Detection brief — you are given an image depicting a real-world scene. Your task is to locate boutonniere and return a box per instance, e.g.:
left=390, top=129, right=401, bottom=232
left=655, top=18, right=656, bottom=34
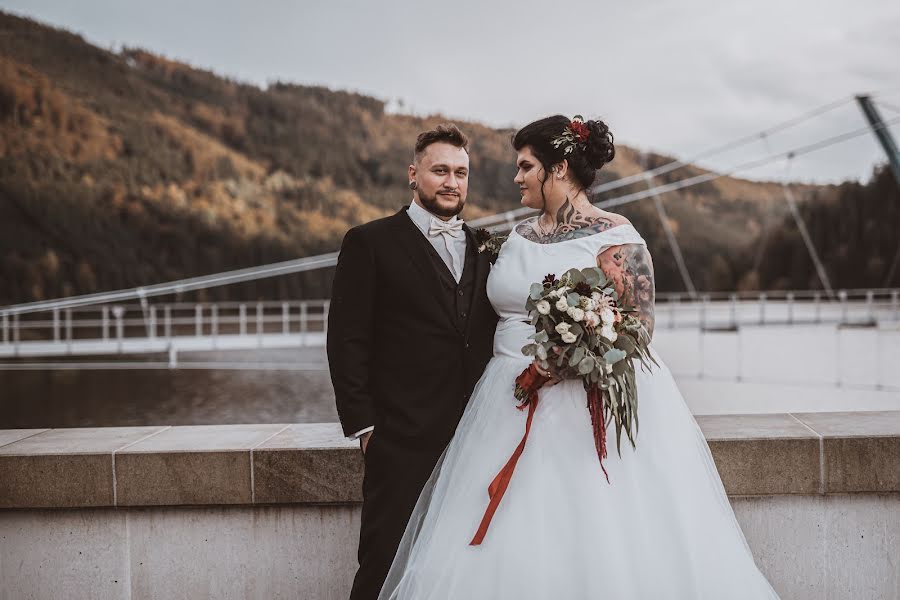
left=474, top=228, right=508, bottom=262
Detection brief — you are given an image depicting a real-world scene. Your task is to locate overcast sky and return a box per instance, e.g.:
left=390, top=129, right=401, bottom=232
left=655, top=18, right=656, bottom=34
left=2, top=0, right=899, bottom=184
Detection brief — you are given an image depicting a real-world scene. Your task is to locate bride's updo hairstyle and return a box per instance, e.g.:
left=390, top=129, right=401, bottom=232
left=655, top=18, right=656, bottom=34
left=513, top=115, right=615, bottom=190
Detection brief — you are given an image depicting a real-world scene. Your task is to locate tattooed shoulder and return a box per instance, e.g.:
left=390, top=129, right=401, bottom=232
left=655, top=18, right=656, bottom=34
left=515, top=199, right=620, bottom=244
left=597, top=243, right=655, bottom=338
left=514, top=216, right=541, bottom=240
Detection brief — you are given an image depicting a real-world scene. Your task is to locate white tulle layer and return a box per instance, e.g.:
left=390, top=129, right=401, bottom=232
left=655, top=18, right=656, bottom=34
left=379, top=350, right=780, bottom=599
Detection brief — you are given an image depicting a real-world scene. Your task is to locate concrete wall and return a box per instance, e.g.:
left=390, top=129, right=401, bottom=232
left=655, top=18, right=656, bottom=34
left=1, top=505, right=359, bottom=600
left=2, top=413, right=899, bottom=599
left=2, top=496, right=899, bottom=600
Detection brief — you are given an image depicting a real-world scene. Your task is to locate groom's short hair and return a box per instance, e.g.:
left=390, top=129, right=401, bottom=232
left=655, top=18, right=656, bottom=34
left=414, top=124, right=469, bottom=162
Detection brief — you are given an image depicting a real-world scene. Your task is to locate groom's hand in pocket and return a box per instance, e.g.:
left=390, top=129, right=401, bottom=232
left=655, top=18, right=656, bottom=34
left=360, top=431, right=373, bottom=454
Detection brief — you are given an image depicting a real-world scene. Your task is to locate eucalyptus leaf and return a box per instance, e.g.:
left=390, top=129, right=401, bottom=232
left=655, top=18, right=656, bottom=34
left=569, top=346, right=586, bottom=367
left=603, top=348, right=627, bottom=364
left=582, top=268, right=601, bottom=287
left=578, top=356, right=594, bottom=375
left=567, top=292, right=581, bottom=307
left=530, top=283, right=545, bottom=300
left=564, top=268, right=584, bottom=284
left=613, top=335, right=635, bottom=355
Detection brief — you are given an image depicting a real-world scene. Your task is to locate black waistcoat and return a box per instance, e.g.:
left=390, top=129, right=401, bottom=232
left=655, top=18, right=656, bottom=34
left=421, top=234, right=477, bottom=333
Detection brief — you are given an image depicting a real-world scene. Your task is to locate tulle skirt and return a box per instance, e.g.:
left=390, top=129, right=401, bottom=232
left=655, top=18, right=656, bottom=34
left=378, top=350, right=780, bottom=599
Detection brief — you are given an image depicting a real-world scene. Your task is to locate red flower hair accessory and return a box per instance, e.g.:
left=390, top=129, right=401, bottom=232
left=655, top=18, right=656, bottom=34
left=551, top=115, right=590, bottom=156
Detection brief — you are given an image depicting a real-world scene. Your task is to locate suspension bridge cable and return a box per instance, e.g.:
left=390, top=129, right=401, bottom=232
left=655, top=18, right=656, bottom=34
left=0, top=253, right=338, bottom=316
left=779, top=156, right=835, bottom=297
left=473, top=95, right=857, bottom=227
left=486, top=113, right=900, bottom=233
left=875, top=100, right=900, bottom=115
left=752, top=133, right=781, bottom=272
left=593, top=114, right=900, bottom=210
left=640, top=151, right=698, bottom=297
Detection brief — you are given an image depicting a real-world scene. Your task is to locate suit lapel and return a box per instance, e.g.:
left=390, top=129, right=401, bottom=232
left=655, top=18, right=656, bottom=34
left=462, top=224, right=487, bottom=341
left=392, top=208, right=458, bottom=329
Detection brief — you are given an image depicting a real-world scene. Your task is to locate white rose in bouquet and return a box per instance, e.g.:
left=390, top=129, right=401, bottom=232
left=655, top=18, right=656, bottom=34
left=561, top=331, right=577, bottom=344
left=536, top=300, right=551, bottom=315
left=555, top=322, right=571, bottom=335
left=567, top=307, right=585, bottom=322
left=599, top=324, right=618, bottom=342
left=555, top=297, right=569, bottom=312
left=583, top=310, right=600, bottom=328
left=600, top=308, right=616, bottom=325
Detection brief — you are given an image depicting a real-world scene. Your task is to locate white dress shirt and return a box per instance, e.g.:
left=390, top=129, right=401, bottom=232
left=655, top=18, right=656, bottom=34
left=347, top=200, right=469, bottom=441
left=406, top=199, right=468, bottom=282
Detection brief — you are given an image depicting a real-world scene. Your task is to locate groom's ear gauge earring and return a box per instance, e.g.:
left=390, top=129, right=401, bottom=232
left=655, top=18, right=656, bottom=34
left=409, top=181, right=417, bottom=190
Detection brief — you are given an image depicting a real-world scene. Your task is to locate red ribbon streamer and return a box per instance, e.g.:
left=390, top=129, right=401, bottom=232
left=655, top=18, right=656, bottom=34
left=469, top=364, right=547, bottom=546
left=469, top=381, right=540, bottom=546
left=587, top=383, right=610, bottom=484
left=470, top=368, right=613, bottom=546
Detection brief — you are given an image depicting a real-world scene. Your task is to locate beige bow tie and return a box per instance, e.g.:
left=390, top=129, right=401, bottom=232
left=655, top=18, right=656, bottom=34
left=428, top=217, right=465, bottom=238
left=428, top=217, right=465, bottom=281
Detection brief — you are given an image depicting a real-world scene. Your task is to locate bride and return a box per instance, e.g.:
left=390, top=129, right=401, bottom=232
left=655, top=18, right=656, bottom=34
left=378, top=115, right=780, bottom=599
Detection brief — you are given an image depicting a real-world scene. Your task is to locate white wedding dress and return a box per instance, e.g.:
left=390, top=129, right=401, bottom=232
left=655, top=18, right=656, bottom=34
left=379, top=224, right=780, bottom=599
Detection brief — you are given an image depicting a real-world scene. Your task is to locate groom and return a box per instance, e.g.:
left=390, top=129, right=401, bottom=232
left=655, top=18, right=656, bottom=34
left=327, top=124, right=497, bottom=600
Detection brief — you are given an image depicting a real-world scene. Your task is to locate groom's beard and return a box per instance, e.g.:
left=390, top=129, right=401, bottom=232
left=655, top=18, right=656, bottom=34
left=419, top=189, right=465, bottom=218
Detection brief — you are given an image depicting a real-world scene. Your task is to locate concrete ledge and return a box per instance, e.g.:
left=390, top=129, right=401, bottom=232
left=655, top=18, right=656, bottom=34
left=1, top=412, right=898, bottom=509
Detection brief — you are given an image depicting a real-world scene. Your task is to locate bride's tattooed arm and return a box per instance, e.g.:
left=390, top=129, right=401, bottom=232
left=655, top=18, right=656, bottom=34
left=515, top=198, right=616, bottom=243
left=597, top=243, right=656, bottom=338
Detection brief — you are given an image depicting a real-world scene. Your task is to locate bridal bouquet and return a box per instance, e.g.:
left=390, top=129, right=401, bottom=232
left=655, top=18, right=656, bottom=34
left=471, top=266, right=657, bottom=546
left=520, top=267, right=657, bottom=467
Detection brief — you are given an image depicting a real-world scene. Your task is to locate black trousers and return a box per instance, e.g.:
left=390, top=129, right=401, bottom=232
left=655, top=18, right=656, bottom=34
left=349, top=434, right=446, bottom=600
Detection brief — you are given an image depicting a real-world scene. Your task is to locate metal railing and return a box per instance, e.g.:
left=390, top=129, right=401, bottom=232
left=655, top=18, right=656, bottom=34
left=655, top=289, right=900, bottom=330
left=0, top=300, right=329, bottom=362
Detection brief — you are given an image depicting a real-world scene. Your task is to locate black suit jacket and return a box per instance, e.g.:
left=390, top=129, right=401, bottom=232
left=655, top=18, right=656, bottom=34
left=327, top=207, right=497, bottom=449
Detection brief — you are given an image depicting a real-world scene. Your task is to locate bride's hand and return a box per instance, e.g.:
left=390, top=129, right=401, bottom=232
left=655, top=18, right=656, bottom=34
left=533, top=351, right=562, bottom=387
